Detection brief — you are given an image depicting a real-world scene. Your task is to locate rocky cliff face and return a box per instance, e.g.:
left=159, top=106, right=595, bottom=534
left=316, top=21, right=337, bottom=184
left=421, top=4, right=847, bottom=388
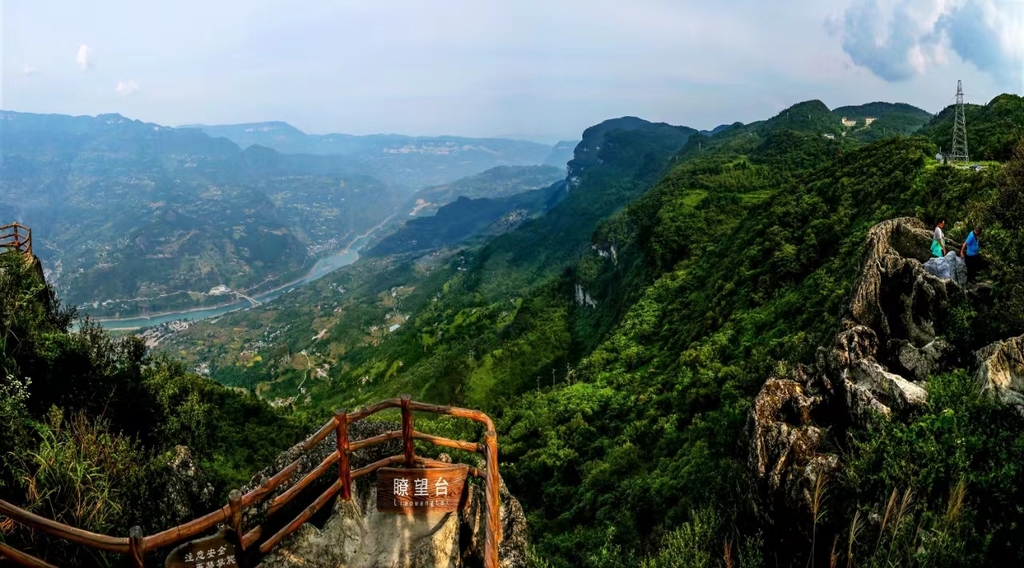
left=248, top=421, right=529, bottom=568
left=748, top=217, right=1024, bottom=518
left=976, top=336, right=1024, bottom=410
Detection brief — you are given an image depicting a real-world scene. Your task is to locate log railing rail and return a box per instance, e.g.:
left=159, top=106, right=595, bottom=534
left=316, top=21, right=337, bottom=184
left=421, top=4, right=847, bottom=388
left=0, top=395, right=501, bottom=568
left=0, top=223, right=32, bottom=258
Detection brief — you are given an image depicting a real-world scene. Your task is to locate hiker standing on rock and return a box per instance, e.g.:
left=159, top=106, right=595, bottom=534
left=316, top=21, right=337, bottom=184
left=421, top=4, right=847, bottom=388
left=960, top=226, right=983, bottom=282
left=931, top=219, right=947, bottom=258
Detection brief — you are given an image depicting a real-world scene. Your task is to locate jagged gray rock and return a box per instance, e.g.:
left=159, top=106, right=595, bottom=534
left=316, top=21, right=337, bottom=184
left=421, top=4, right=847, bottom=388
left=153, top=445, right=216, bottom=529
left=748, top=218, right=966, bottom=516
left=748, top=366, right=837, bottom=517
left=976, top=335, right=1024, bottom=411
left=460, top=476, right=529, bottom=568
left=750, top=216, right=1024, bottom=522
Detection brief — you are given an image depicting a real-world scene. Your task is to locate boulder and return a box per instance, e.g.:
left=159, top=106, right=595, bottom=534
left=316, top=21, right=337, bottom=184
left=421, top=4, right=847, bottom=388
left=923, top=252, right=968, bottom=288
left=976, top=335, right=1024, bottom=411
left=747, top=366, right=838, bottom=518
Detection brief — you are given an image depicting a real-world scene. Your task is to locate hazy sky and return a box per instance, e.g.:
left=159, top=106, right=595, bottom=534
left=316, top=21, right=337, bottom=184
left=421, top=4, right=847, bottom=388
left=2, top=0, right=1022, bottom=144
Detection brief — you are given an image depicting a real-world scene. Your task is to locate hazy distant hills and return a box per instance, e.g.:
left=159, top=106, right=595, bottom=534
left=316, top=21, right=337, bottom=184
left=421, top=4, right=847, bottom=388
left=180, top=121, right=562, bottom=188
left=543, top=140, right=578, bottom=168
left=366, top=187, right=563, bottom=258
left=403, top=165, right=565, bottom=218
left=0, top=111, right=595, bottom=318
left=0, top=110, right=401, bottom=318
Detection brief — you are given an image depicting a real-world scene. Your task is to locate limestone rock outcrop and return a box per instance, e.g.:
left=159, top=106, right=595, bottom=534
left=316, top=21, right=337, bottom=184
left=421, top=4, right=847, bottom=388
left=260, top=478, right=462, bottom=568
left=747, top=365, right=837, bottom=517
left=250, top=421, right=529, bottom=568
left=976, top=335, right=1024, bottom=411
left=748, top=217, right=965, bottom=517
left=152, top=445, right=216, bottom=529
left=460, top=476, right=530, bottom=568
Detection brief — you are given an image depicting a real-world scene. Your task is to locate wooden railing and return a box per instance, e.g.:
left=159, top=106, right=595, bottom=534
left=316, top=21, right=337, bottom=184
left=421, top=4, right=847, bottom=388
left=0, top=395, right=501, bottom=568
left=0, top=223, right=32, bottom=258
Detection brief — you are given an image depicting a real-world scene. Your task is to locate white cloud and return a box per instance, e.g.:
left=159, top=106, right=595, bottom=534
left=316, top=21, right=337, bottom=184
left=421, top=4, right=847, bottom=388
left=115, top=79, right=140, bottom=96
left=835, top=0, right=1024, bottom=89
left=76, top=44, right=93, bottom=71
left=23, top=65, right=39, bottom=77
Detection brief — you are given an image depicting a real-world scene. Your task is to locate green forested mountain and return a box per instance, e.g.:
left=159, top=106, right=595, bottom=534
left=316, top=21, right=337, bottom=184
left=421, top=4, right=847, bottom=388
left=181, top=121, right=558, bottom=188
left=403, top=165, right=564, bottom=218
left=918, top=94, right=1024, bottom=161
left=157, top=95, right=1024, bottom=566
left=833, top=101, right=934, bottom=142
left=160, top=116, right=696, bottom=396
left=5, top=94, right=1024, bottom=568
left=367, top=188, right=562, bottom=258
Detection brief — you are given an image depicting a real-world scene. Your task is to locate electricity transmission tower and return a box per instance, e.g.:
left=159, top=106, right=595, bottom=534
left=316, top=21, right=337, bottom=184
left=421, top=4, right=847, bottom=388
left=950, top=80, right=969, bottom=164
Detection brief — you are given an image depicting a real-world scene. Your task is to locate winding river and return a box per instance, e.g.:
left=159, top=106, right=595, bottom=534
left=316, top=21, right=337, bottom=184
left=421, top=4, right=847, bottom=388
left=91, top=233, right=373, bottom=331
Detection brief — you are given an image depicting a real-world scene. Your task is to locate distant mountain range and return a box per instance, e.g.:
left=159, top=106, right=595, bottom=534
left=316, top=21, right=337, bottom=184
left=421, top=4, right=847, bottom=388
left=0, top=111, right=402, bottom=318
left=543, top=141, right=578, bottom=168
left=0, top=99, right=955, bottom=320
left=179, top=121, right=566, bottom=189
left=0, top=110, right=584, bottom=319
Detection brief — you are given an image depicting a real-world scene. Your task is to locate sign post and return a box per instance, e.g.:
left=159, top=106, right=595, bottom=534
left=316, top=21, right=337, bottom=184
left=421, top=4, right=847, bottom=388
left=376, top=465, right=469, bottom=514
left=165, top=528, right=246, bottom=568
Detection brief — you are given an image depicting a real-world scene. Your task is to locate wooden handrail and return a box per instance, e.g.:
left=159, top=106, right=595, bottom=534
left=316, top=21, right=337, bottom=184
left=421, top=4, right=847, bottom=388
left=0, top=222, right=33, bottom=258
left=0, top=397, right=501, bottom=568
left=141, top=503, right=231, bottom=550
left=265, top=451, right=340, bottom=517
left=0, top=543, right=58, bottom=568
left=348, top=429, right=403, bottom=452
left=412, top=430, right=485, bottom=453
left=0, top=500, right=130, bottom=553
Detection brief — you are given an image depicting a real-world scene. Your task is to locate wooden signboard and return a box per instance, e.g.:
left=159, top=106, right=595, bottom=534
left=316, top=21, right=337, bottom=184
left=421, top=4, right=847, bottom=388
left=165, top=528, right=246, bottom=568
left=377, top=465, right=469, bottom=513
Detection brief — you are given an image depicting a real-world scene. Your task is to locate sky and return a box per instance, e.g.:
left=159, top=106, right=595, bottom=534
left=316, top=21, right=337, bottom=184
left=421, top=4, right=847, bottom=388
left=2, top=0, right=1023, bottom=144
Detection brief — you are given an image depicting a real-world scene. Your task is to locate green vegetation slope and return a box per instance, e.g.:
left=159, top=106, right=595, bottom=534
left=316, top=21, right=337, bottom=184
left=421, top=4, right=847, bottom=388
left=31, top=93, right=1024, bottom=567
left=0, top=252, right=305, bottom=565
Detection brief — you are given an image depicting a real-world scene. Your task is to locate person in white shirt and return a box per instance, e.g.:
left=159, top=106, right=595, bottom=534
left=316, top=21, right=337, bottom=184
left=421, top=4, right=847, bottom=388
left=931, top=219, right=946, bottom=257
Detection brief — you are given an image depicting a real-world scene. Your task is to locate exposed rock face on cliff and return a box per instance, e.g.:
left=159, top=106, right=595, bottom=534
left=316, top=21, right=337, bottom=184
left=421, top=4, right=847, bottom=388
left=151, top=445, right=216, bottom=529
left=976, top=335, right=1024, bottom=411
left=748, top=218, right=965, bottom=517
left=249, top=420, right=529, bottom=568
left=259, top=470, right=529, bottom=568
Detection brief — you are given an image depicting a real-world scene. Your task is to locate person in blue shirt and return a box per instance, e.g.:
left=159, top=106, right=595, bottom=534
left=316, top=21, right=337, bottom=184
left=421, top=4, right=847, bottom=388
left=960, top=226, right=982, bottom=282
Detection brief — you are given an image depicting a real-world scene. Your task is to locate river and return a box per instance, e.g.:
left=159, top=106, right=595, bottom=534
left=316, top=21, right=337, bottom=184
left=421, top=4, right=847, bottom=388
left=92, top=233, right=372, bottom=331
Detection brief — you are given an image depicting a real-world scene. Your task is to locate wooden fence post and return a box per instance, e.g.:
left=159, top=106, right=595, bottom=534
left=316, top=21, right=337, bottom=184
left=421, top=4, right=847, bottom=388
left=335, top=409, right=351, bottom=500
left=401, top=395, right=414, bottom=468
left=128, top=525, right=145, bottom=568
left=484, top=430, right=501, bottom=568
left=228, top=489, right=243, bottom=549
